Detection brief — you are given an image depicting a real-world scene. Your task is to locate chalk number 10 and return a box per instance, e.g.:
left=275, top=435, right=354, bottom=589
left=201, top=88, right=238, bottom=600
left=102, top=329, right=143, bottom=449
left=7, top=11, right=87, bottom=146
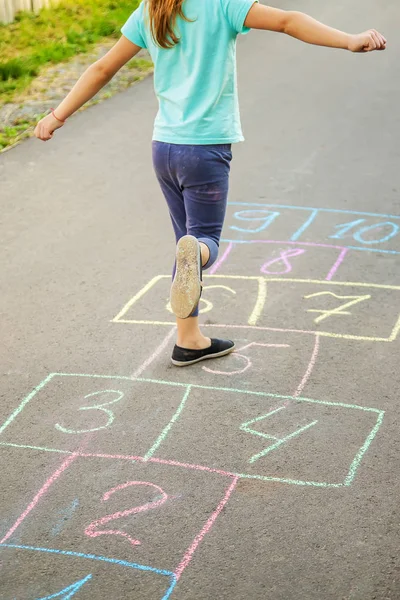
left=329, top=219, right=399, bottom=244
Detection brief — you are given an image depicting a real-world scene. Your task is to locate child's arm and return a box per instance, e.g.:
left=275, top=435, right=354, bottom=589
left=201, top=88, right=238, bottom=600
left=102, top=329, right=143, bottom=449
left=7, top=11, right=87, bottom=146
left=244, top=5, right=386, bottom=52
left=34, top=36, right=141, bottom=141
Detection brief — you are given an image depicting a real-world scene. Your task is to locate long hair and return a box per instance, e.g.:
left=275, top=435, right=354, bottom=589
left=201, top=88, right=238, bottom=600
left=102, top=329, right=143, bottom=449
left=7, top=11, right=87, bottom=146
left=148, top=0, right=190, bottom=49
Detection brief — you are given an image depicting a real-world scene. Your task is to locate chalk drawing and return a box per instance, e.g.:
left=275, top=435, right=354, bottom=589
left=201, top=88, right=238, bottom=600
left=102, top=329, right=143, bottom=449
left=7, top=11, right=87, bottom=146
left=0, top=451, right=235, bottom=597
left=51, top=499, right=79, bottom=537
left=209, top=240, right=349, bottom=280
left=144, top=386, right=192, bottom=460
left=293, top=335, right=320, bottom=398
left=240, top=407, right=318, bottom=463
left=35, top=574, right=92, bottom=599
left=0, top=416, right=385, bottom=487
left=166, top=285, right=237, bottom=316
left=131, top=327, right=176, bottom=378
left=174, top=476, right=238, bottom=580
left=325, top=248, right=348, bottom=281
left=248, top=277, right=267, bottom=326
left=202, top=342, right=290, bottom=376
left=304, top=292, right=371, bottom=324
left=0, top=544, right=177, bottom=600
left=55, top=390, right=124, bottom=435
left=226, top=202, right=400, bottom=252
left=228, top=202, right=400, bottom=219
left=0, top=453, right=78, bottom=545
left=260, top=248, right=305, bottom=274
left=208, top=242, right=234, bottom=274
left=290, top=210, right=320, bottom=242
left=230, top=209, right=280, bottom=233
left=110, top=276, right=400, bottom=342
left=85, top=481, right=168, bottom=547
left=329, top=219, right=399, bottom=244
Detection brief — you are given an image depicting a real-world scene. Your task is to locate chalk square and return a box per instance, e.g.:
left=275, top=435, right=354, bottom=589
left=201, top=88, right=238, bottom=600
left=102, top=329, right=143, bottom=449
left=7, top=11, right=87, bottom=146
left=255, top=280, right=400, bottom=342
left=0, top=455, right=232, bottom=582
left=0, top=374, right=189, bottom=456
left=297, top=209, right=400, bottom=254
left=214, top=240, right=347, bottom=281
left=224, top=203, right=315, bottom=243
left=0, top=545, right=176, bottom=600
left=149, top=386, right=384, bottom=487
left=137, top=327, right=317, bottom=397
left=111, top=274, right=262, bottom=328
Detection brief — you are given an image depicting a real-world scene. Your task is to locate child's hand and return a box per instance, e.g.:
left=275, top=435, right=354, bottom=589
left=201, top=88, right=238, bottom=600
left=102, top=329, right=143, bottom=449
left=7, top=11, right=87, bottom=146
left=34, top=113, right=64, bottom=141
left=348, top=30, right=386, bottom=53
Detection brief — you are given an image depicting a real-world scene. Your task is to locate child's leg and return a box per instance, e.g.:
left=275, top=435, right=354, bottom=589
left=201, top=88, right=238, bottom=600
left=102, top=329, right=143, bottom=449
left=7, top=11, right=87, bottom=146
left=153, top=142, right=234, bottom=363
left=174, top=144, right=232, bottom=349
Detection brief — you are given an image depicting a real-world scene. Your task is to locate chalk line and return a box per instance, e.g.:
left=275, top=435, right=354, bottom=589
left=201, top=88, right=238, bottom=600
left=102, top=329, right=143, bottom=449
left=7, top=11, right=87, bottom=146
left=208, top=242, right=234, bottom=274
left=0, top=374, right=55, bottom=435
left=293, top=335, right=320, bottom=398
left=131, top=327, right=176, bottom=378
left=344, top=411, right=385, bottom=486
left=111, top=275, right=165, bottom=322
left=174, top=476, right=239, bottom=580
left=0, top=452, right=77, bottom=544
left=248, top=277, right=267, bottom=326
left=325, top=248, right=348, bottom=281
left=227, top=201, right=400, bottom=220
left=144, top=386, right=191, bottom=460
left=290, top=209, right=319, bottom=241
left=0, top=544, right=174, bottom=577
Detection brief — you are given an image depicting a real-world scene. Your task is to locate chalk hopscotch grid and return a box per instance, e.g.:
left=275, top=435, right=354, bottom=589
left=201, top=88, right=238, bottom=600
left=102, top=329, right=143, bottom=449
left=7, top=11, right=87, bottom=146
left=0, top=372, right=385, bottom=488
left=110, top=275, right=400, bottom=343
left=3, top=203, right=398, bottom=597
left=225, top=202, right=400, bottom=254
left=0, top=446, right=238, bottom=595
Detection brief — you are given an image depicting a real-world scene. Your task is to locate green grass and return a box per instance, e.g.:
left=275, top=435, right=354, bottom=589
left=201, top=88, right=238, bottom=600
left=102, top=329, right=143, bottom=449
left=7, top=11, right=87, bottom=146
left=0, top=0, right=140, bottom=100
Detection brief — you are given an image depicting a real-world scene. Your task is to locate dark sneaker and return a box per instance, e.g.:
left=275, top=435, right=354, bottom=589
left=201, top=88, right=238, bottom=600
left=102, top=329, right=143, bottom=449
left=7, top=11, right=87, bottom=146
left=171, top=338, right=235, bottom=367
left=170, top=235, right=202, bottom=319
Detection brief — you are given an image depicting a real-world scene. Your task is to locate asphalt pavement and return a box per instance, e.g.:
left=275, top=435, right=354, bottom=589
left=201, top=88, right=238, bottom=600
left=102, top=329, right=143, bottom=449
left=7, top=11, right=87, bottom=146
left=1, top=1, right=400, bottom=598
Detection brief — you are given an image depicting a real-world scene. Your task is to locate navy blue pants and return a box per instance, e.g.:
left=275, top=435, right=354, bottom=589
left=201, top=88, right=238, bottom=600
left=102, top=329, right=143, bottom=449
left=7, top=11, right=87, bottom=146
left=152, top=142, right=232, bottom=316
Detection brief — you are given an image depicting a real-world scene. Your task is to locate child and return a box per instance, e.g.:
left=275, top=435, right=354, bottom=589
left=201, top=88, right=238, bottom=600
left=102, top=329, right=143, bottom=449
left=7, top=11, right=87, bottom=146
left=34, top=2, right=386, bottom=366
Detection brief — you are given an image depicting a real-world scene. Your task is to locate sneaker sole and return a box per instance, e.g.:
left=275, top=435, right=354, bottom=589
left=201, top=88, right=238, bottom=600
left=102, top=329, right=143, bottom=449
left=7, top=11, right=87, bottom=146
left=170, top=235, right=202, bottom=319
left=171, top=344, right=235, bottom=367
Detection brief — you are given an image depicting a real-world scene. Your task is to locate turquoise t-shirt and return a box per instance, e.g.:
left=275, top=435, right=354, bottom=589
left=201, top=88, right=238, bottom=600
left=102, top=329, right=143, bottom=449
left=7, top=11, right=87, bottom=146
left=121, top=0, right=255, bottom=144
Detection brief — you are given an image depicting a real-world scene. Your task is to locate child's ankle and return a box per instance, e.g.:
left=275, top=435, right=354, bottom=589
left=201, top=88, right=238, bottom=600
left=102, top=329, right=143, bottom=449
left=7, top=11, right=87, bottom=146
left=176, top=335, right=210, bottom=350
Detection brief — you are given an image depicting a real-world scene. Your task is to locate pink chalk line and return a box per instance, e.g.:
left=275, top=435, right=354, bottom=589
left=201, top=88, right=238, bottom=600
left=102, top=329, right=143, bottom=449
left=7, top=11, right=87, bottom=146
left=78, top=451, right=237, bottom=479
left=208, top=242, right=234, bottom=275
left=293, top=335, right=320, bottom=398
left=0, top=452, right=78, bottom=544
left=325, top=248, right=348, bottom=281
left=202, top=342, right=290, bottom=376
left=174, top=476, right=239, bottom=580
left=264, top=334, right=321, bottom=415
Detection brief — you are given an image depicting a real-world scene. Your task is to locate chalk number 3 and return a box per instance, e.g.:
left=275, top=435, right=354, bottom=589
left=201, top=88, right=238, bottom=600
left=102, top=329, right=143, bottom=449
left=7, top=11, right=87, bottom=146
left=55, top=389, right=124, bottom=434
